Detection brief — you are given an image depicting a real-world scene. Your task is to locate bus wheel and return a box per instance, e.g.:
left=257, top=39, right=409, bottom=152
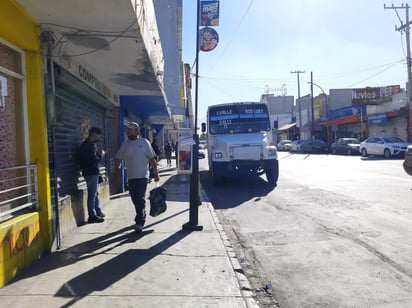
left=265, top=160, right=279, bottom=186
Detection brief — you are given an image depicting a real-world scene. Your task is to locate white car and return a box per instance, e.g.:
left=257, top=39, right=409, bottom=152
left=277, top=140, right=292, bottom=151
left=360, top=136, right=410, bottom=158
left=290, top=140, right=304, bottom=152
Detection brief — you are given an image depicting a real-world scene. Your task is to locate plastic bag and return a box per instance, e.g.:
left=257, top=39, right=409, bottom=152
left=149, top=186, right=167, bottom=217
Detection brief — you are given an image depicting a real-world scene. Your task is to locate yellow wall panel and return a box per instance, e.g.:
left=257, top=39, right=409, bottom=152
left=0, top=0, right=53, bottom=287
left=0, top=1, right=40, bottom=51
left=0, top=213, right=43, bottom=287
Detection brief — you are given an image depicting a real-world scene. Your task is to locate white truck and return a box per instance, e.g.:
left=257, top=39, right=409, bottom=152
left=202, top=102, right=279, bottom=186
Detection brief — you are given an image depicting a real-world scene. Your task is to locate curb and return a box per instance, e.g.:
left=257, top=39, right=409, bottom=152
left=201, top=189, right=259, bottom=308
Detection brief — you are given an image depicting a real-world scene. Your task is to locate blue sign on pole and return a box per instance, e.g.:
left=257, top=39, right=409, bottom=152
left=200, top=0, right=220, bottom=26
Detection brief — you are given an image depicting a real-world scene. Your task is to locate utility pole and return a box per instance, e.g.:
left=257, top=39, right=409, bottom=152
left=384, top=4, right=412, bottom=108
left=310, top=72, right=315, bottom=138
left=290, top=70, right=305, bottom=129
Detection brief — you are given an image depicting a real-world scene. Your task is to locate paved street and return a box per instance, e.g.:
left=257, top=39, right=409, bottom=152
left=201, top=152, right=412, bottom=307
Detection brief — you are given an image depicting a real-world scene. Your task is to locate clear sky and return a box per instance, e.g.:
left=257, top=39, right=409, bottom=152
left=182, top=0, right=411, bottom=121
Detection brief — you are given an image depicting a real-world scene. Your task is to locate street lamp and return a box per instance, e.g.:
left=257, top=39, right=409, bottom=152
left=307, top=81, right=326, bottom=96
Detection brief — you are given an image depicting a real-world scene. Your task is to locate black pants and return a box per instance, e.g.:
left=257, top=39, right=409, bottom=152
left=128, top=178, right=148, bottom=225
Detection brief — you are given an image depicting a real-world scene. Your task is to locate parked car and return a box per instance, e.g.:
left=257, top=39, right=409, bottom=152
left=290, top=140, right=304, bottom=152
left=331, top=138, right=360, bottom=155
left=300, top=139, right=330, bottom=154
left=403, top=145, right=412, bottom=176
left=360, top=136, right=410, bottom=158
left=277, top=140, right=292, bottom=151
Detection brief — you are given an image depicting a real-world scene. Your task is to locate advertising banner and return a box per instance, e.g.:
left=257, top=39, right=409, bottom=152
left=199, top=27, right=219, bottom=52
left=200, top=0, right=220, bottom=26
left=177, top=128, right=194, bottom=174
left=351, top=85, right=400, bottom=105
left=330, top=105, right=366, bottom=120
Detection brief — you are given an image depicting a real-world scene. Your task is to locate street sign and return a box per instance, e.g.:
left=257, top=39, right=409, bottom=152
left=199, top=27, right=219, bottom=52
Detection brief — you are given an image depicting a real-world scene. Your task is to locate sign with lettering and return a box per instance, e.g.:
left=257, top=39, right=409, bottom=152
left=53, top=52, right=119, bottom=106
left=208, top=103, right=270, bottom=134
left=351, top=85, right=400, bottom=105
left=200, top=0, right=220, bottom=26
left=368, top=113, right=387, bottom=125
left=330, top=105, right=367, bottom=120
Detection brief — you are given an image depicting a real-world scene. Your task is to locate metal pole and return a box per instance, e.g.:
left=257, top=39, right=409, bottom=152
left=291, top=70, right=305, bottom=129
left=384, top=3, right=412, bottom=140
left=310, top=72, right=315, bottom=138
left=183, top=0, right=203, bottom=231
left=309, top=81, right=327, bottom=120
left=405, top=3, right=412, bottom=142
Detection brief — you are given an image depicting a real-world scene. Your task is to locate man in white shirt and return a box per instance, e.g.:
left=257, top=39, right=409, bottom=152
left=115, top=122, right=159, bottom=232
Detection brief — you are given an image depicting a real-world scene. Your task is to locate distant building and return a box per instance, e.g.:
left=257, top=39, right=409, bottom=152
left=260, top=94, right=296, bottom=142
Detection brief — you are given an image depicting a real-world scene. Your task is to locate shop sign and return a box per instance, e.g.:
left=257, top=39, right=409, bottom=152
left=368, top=113, right=387, bottom=125
left=78, top=65, right=112, bottom=99
left=330, top=105, right=366, bottom=120
left=351, top=85, right=400, bottom=105
left=199, top=27, right=219, bottom=52
left=54, top=53, right=118, bottom=106
left=200, top=0, right=220, bottom=26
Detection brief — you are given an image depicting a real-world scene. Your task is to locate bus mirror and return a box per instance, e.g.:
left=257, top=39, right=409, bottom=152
left=201, top=122, right=206, bottom=133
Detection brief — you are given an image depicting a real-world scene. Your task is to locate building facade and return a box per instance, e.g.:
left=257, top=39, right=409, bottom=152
left=0, top=0, right=182, bottom=287
left=289, top=85, right=410, bottom=143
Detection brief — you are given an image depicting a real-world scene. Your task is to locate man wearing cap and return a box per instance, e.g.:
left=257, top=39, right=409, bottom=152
left=115, top=122, right=159, bottom=232
left=78, top=126, right=106, bottom=223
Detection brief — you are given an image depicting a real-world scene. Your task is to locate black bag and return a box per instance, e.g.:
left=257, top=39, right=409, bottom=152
left=149, top=186, right=167, bottom=217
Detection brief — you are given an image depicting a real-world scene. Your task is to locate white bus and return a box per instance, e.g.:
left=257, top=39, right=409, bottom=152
left=202, top=102, right=279, bottom=186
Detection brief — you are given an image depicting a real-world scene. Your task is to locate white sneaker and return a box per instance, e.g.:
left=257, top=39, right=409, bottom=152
left=134, top=224, right=143, bottom=233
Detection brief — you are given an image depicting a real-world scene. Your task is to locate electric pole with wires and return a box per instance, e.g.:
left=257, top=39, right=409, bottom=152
left=384, top=3, right=412, bottom=141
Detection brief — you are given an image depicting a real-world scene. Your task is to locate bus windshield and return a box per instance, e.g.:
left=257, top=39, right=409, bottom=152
left=208, top=103, right=270, bottom=135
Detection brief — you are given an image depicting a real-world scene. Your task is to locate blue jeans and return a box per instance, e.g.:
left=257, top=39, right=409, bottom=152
left=128, top=178, right=148, bottom=225
left=85, top=175, right=102, bottom=217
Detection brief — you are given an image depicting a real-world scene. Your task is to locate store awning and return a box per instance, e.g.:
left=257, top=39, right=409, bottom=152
left=278, top=123, right=297, bottom=131
left=322, top=115, right=367, bottom=127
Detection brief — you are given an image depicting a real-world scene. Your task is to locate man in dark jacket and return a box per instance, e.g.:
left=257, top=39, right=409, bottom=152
left=78, top=127, right=105, bottom=223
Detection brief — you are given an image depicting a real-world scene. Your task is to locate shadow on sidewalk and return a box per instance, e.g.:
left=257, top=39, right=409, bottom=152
left=56, top=229, right=192, bottom=307
left=9, top=206, right=188, bottom=285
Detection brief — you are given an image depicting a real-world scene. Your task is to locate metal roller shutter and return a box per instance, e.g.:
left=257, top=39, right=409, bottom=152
left=50, top=91, right=106, bottom=197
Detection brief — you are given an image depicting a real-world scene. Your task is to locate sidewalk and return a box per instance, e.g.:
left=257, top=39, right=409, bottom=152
left=0, top=160, right=257, bottom=307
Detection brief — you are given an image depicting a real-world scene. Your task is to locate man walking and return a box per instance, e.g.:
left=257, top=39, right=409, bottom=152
left=78, top=126, right=105, bottom=223
left=115, top=122, right=159, bottom=232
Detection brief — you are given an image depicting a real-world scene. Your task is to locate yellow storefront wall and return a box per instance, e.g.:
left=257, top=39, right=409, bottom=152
left=0, top=0, right=53, bottom=287
left=0, top=213, right=43, bottom=286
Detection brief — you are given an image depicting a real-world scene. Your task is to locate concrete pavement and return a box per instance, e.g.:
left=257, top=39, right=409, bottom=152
left=0, top=160, right=258, bottom=307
